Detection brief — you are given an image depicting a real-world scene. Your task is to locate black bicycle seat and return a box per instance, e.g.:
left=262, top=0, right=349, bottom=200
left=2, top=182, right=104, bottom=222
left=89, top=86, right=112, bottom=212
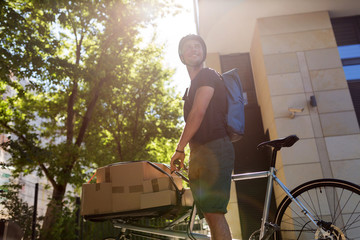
left=257, top=135, right=299, bottom=150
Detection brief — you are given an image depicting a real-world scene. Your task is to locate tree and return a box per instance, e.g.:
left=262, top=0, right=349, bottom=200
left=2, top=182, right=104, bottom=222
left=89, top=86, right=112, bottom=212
left=85, top=45, right=183, bottom=163
left=0, top=0, right=182, bottom=238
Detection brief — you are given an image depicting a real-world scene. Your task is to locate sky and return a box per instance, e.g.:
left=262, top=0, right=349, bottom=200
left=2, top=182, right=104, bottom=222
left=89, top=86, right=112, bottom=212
left=150, top=2, right=360, bottom=83
left=143, top=0, right=197, bottom=93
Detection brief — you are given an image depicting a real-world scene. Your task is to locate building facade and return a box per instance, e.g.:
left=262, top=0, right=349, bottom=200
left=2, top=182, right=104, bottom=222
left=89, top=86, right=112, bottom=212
left=195, top=0, right=360, bottom=238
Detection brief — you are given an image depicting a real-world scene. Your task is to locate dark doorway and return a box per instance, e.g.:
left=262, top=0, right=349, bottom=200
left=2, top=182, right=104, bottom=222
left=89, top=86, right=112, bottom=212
left=220, top=53, right=275, bottom=239
left=331, top=15, right=360, bottom=126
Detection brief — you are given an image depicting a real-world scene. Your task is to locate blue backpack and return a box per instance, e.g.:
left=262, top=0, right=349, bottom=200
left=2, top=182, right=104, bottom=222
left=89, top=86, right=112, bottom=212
left=221, top=68, right=246, bottom=142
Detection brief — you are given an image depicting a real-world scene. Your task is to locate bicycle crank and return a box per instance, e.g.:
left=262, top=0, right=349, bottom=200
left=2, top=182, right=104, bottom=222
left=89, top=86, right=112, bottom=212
left=248, top=223, right=280, bottom=240
left=315, top=224, right=345, bottom=240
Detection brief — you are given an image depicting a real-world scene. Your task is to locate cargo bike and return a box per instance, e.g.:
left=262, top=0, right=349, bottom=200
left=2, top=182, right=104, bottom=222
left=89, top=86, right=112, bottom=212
left=82, top=135, right=360, bottom=240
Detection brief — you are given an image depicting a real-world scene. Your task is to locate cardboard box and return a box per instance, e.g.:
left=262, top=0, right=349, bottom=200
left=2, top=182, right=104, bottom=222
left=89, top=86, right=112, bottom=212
left=181, top=188, right=194, bottom=207
left=110, top=183, right=146, bottom=194
left=140, top=190, right=177, bottom=209
left=155, top=163, right=173, bottom=174
left=81, top=183, right=112, bottom=216
left=143, top=176, right=183, bottom=193
left=112, top=192, right=142, bottom=212
left=152, top=163, right=180, bottom=178
left=96, top=161, right=171, bottom=186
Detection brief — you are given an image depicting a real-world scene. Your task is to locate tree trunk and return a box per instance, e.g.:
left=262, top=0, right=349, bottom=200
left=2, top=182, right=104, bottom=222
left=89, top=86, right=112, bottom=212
left=40, top=183, right=66, bottom=240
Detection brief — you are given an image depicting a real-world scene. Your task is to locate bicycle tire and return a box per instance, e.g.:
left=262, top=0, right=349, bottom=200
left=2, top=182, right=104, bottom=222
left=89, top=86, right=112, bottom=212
left=274, top=178, right=360, bottom=240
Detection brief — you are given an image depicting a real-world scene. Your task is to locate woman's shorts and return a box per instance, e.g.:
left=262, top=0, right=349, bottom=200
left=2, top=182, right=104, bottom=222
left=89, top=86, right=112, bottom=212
left=188, top=136, right=235, bottom=217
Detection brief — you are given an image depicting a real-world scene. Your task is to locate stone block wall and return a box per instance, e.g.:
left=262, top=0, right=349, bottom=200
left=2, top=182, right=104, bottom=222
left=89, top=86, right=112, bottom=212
left=250, top=11, right=360, bottom=203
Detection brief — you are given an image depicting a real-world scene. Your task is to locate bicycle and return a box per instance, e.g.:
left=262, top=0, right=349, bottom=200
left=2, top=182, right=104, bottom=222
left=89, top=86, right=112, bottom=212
left=235, top=135, right=360, bottom=240
left=92, top=135, right=360, bottom=240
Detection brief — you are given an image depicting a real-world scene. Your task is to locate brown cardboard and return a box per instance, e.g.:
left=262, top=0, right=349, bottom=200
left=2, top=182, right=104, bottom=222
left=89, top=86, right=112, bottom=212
left=155, top=163, right=172, bottom=174
left=181, top=188, right=194, bottom=207
left=81, top=182, right=112, bottom=216
left=143, top=176, right=183, bottom=193
left=109, top=184, right=144, bottom=194
left=96, top=166, right=110, bottom=183
left=156, top=163, right=182, bottom=177
left=112, top=192, right=142, bottom=212
left=96, top=162, right=171, bottom=185
left=140, top=190, right=177, bottom=209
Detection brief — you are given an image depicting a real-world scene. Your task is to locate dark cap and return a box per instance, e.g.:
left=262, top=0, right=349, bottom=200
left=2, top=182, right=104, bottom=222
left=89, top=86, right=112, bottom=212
left=178, top=34, right=207, bottom=64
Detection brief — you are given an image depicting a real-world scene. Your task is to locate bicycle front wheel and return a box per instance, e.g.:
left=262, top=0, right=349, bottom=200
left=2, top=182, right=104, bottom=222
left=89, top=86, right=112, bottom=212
left=274, top=178, right=360, bottom=240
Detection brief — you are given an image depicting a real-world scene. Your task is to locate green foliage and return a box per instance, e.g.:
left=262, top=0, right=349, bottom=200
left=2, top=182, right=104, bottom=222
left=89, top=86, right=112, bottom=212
left=38, top=195, right=79, bottom=240
left=0, top=0, right=183, bottom=237
left=0, top=0, right=182, bottom=183
left=83, top=44, right=183, bottom=166
left=0, top=182, right=39, bottom=240
left=82, top=220, right=121, bottom=240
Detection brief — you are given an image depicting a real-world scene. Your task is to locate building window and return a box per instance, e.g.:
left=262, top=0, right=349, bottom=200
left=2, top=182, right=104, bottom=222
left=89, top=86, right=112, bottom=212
left=338, top=44, right=360, bottom=81
left=332, top=16, right=360, bottom=124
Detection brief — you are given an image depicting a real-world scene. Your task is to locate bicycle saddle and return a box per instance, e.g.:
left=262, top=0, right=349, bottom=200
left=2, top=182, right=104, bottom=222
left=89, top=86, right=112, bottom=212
left=257, top=135, right=299, bottom=150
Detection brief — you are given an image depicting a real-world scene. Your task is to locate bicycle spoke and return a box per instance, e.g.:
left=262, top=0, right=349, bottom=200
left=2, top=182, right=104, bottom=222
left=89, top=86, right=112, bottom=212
left=342, top=200, right=360, bottom=234
left=275, top=179, right=360, bottom=240
left=333, top=187, right=345, bottom=224
left=297, top=190, right=319, bottom=221
left=315, top=187, right=323, bottom=219
left=281, top=208, right=313, bottom=231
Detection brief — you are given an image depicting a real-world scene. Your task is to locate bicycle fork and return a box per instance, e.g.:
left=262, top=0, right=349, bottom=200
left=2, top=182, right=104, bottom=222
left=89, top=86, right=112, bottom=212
left=259, top=167, right=278, bottom=240
left=259, top=167, right=329, bottom=239
left=271, top=170, right=329, bottom=238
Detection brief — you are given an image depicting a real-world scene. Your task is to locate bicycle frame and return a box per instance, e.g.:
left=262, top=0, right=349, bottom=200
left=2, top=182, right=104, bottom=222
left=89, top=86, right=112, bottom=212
left=110, top=135, right=329, bottom=239
left=112, top=207, right=210, bottom=239
left=97, top=135, right=355, bottom=239
left=232, top=167, right=324, bottom=239
left=232, top=169, right=273, bottom=239
left=111, top=166, right=325, bottom=240
left=111, top=167, right=321, bottom=240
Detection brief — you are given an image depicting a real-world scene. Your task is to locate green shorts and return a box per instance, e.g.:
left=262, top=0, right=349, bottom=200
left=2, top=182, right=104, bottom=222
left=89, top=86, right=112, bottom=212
left=188, top=137, right=235, bottom=217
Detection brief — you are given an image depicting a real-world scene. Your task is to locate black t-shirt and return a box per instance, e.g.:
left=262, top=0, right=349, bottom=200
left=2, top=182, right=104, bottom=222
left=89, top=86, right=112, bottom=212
left=183, top=68, right=227, bottom=145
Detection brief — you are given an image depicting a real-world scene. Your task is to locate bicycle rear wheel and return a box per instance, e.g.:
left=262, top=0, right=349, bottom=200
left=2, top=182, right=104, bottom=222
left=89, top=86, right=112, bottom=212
left=274, top=178, right=360, bottom=240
